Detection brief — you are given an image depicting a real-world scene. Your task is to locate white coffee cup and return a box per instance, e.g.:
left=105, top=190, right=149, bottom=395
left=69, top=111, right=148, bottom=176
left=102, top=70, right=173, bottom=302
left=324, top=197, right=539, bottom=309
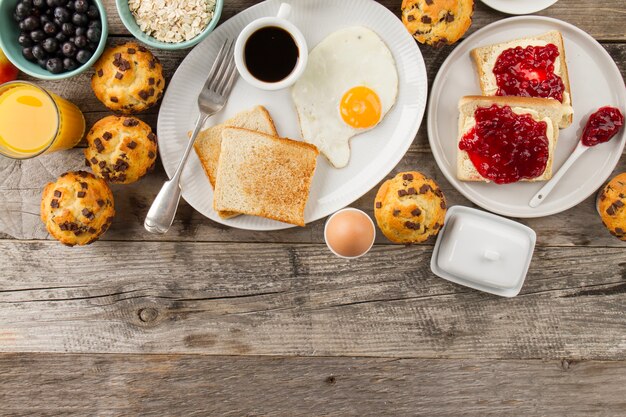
left=234, top=3, right=308, bottom=91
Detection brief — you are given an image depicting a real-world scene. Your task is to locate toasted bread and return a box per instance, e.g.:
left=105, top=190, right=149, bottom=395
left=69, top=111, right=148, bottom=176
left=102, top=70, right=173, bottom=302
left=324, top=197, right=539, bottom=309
left=213, top=128, right=319, bottom=226
left=193, top=106, right=278, bottom=218
left=457, top=95, right=562, bottom=182
left=194, top=106, right=278, bottom=187
left=470, top=30, right=573, bottom=128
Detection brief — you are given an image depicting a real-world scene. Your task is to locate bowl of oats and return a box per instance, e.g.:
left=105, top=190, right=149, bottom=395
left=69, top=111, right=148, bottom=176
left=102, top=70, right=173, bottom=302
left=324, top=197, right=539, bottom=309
left=116, top=0, right=222, bottom=50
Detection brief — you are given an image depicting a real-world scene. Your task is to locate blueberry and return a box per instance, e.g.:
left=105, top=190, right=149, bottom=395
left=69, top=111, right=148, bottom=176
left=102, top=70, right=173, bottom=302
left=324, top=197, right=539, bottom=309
left=18, top=33, right=33, bottom=47
left=86, top=5, right=98, bottom=19
left=87, top=42, right=97, bottom=51
left=61, top=22, right=73, bottom=35
left=30, top=29, right=45, bottom=42
left=74, top=34, right=87, bottom=48
left=32, top=44, right=45, bottom=60
left=43, top=21, right=57, bottom=35
left=73, top=0, right=88, bottom=13
left=22, top=47, right=35, bottom=61
left=63, top=57, right=77, bottom=71
left=40, top=14, right=51, bottom=25
left=61, top=41, right=76, bottom=57
left=75, top=27, right=86, bottom=36
left=72, top=12, right=88, bottom=27
left=18, top=21, right=26, bottom=31
left=76, top=48, right=91, bottom=64
left=86, top=26, right=100, bottom=43
left=47, top=0, right=64, bottom=7
left=46, top=57, right=64, bottom=73
left=53, top=6, right=70, bottom=23
left=55, top=31, right=67, bottom=42
left=15, top=2, right=32, bottom=20
left=33, top=0, right=46, bottom=9
left=87, top=19, right=100, bottom=29
left=65, top=0, right=74, bottom=9
left=42, top=38, right=58, bottom=53
left=38, top=58, right=47, bottom=69
left=22, top=16, right=40, bottom=31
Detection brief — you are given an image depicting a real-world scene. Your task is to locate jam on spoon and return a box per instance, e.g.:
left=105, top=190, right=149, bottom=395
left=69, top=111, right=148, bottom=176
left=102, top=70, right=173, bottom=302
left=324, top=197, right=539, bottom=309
left=459, top=104, right=550, bottom=184
left=493, top=44, right=565, bottom=103
left=529, top=106, right=625, bottom=208
left=581, top=106, right=625, bottom=147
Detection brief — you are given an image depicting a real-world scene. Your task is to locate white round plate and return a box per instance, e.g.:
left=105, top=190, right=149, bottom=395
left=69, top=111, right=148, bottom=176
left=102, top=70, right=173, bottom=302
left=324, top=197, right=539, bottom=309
left=157, top=0, right=427, bottom=231
left=428, top=16, right=626, bottom=218
left=481, top=0, right=559, bottom=15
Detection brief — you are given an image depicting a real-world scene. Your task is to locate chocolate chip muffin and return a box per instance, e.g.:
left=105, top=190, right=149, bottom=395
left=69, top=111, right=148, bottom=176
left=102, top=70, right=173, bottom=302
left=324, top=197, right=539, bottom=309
left=374, top=171, right=447, bottom=243
left=91, top=42, right=165, bottom=114
left=401, top=0, right=474, bottom=47
left=84, top=115, right=158, bottom=184
left=41, top=171, right=115, bottom=246
left=597, top=173, right=626, bottom=240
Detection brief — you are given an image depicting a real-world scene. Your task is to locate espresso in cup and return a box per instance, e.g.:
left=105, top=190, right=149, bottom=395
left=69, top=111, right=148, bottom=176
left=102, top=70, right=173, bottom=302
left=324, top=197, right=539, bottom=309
left=234, top=3, right=308, bottom=91
left=244, top=26, right=299, bottom=83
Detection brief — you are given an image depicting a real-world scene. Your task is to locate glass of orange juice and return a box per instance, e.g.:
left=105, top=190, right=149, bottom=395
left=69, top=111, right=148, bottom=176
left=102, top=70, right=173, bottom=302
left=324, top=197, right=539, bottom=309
left=0, top=81, right=85, bottom=159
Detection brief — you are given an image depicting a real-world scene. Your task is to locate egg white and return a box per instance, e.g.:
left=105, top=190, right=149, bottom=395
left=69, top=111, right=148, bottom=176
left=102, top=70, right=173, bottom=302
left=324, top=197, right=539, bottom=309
left=292, top=26, right=399, bottom=168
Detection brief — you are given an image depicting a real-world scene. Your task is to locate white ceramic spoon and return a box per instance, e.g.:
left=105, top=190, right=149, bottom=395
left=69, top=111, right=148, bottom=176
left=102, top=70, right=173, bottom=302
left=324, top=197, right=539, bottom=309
left=529, top=141, right=588, bottom=208
left=530, top=106, right=624, bottom=208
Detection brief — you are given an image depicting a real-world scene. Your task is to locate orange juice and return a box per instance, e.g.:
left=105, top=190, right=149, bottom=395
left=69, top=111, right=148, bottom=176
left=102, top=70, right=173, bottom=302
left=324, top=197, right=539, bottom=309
left=0, top=81, right=85, bottom=159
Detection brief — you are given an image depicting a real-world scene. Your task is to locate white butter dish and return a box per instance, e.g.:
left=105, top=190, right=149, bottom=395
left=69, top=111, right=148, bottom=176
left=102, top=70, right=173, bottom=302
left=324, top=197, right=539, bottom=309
left=430, top=206, right=536, bottom=297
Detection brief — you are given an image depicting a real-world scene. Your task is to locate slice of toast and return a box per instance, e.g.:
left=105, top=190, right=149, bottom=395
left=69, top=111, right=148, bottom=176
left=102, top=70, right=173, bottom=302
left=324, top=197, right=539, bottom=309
left=193, top=106, right=278, bottom=218
left=213, top=128, right=319, bottom=227
left=457, top=95, right=562, bottom=182
left=470, top=30, right=573, bottom=128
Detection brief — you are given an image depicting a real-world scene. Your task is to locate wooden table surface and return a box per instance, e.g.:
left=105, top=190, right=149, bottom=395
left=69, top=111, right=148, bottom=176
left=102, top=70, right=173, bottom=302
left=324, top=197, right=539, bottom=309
left=1, top=0, right=625, bottom=415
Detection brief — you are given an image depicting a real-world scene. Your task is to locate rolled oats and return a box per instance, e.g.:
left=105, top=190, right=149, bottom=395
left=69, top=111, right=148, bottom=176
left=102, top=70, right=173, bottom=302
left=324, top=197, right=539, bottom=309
left=128, top=0, right=216, bottom=43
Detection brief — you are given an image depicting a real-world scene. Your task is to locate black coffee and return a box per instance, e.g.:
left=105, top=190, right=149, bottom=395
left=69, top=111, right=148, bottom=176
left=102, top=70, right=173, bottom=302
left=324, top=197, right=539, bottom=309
left=244, top=26, right=299, bottom=83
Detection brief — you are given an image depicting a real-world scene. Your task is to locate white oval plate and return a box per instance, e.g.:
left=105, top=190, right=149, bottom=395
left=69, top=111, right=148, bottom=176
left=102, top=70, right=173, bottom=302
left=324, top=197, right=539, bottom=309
left=481, top=0, right=559, bottom=15
left=428, top=16, right=626, bottom=218
left=157, top=0, right=427, bottom=231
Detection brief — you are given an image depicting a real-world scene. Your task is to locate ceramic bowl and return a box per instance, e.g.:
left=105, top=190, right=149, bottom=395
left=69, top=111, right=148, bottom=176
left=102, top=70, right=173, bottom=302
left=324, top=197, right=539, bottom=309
left=0, top=0, right=108, bottom=80
left=115, top=0, right=223, bottom=50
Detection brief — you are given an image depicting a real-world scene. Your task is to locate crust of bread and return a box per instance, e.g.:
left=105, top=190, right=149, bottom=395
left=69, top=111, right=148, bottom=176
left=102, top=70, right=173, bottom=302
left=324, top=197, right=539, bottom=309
left=457, top=95, right=562, bottom=183
left=192, top=106, right=278, bottom=219
left=470, top=30, right=573, bottom=128
left=213, top=127, right=319, bottom=226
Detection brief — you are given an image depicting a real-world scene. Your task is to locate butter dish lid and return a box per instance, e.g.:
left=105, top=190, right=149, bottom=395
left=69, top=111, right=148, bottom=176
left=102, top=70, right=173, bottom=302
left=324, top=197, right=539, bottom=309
left=430, top=206, right=536, bottom=297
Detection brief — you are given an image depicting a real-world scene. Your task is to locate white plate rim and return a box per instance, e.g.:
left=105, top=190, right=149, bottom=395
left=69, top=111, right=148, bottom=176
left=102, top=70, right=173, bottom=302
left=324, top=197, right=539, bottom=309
left=157, top=0, right=428, bottom=231
left=427, top=15, right=626, bottom=219
left=480, top=0, right=559, bottom=15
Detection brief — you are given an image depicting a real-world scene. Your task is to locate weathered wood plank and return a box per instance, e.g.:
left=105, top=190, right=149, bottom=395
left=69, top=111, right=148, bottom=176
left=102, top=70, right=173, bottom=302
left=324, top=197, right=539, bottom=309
left=101, top=0, right=626, bottom=42
left=19, top=40, right=625, bottom=153
left=2, top=147, right=625, bottom=247
left=1, top=353, right=625, bottom=416
left=0, top=241, right=624, bottom=358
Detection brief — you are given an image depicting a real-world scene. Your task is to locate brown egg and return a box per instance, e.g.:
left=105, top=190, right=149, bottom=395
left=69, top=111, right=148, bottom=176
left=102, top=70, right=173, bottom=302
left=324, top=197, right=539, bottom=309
left=325, top=208, right=375, bottom=258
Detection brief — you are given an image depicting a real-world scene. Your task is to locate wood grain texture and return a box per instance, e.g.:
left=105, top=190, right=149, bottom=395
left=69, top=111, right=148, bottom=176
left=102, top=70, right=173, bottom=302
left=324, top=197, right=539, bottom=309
left=1, top=241, right=624, bottom=358
left=18, top=41, right=626, bottom=152
left=101, top=0, right=626, bottom=42
left=3, top=147, right=626, bottom=247
left=1, top=353, right=625, bottom=416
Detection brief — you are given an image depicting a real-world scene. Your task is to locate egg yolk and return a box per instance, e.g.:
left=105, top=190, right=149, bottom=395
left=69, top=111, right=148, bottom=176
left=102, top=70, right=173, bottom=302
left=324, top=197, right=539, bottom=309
left=340, top=86, right=382, bottom=129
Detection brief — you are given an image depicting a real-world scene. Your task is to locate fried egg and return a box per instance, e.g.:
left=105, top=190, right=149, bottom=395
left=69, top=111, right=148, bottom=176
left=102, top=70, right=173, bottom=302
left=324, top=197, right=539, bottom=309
left=292, top=26, right=399, bottom=168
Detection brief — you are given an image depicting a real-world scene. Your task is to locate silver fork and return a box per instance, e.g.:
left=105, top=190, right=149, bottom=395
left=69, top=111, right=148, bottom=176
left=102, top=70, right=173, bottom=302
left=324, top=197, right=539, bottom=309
left=144, top=39, right=238, bottom=234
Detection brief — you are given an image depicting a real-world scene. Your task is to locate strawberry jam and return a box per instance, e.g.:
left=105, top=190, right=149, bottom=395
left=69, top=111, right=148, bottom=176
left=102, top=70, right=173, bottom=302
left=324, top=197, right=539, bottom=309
left=581, top=106, right=624, bottom=147
left=459, top=104, right=549, bottom=184
left=493, top=43, right=565, bottom=103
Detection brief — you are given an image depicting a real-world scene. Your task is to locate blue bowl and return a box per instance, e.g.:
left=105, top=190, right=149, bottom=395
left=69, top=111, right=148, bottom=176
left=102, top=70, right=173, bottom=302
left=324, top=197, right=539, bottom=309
left=115, top=0, right=223, bottom=50
left=0, top=0, right=108, bottom=80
